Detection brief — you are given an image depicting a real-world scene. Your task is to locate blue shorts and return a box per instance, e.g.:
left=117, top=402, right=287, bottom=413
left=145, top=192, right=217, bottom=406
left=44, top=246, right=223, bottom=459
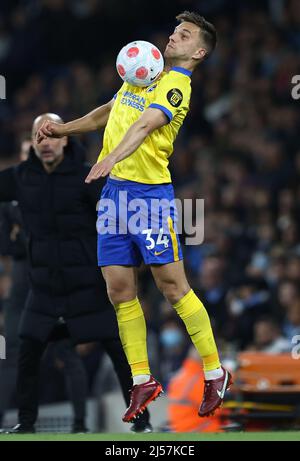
left=97, top=177, right=183, bottom=266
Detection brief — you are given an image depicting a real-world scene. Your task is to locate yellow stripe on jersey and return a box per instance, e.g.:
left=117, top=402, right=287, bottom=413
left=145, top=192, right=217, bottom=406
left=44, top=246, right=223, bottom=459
left=167, top=216, right=179, bottom=262
left=98, top=67, right=192, bottom=184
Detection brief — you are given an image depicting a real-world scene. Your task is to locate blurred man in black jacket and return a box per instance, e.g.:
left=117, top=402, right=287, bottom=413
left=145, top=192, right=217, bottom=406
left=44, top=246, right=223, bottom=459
left=0, top=137, right=89, bottom=433
left=0, top=143, right=29, bottom=428
left=0, top=114, right=150, bottom=433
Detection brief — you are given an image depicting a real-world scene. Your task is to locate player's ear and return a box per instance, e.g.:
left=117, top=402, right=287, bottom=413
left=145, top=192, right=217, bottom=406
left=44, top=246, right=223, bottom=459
left=192, top=47, right=207, bottom=61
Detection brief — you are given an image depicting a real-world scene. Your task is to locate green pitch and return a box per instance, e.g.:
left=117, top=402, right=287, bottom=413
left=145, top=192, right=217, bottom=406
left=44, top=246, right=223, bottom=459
left=0, top=432, right=299, bottom=441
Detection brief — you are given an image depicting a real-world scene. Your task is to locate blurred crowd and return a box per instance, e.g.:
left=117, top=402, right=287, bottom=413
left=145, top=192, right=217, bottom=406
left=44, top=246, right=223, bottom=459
left=0, top=0, right=300, bottom=401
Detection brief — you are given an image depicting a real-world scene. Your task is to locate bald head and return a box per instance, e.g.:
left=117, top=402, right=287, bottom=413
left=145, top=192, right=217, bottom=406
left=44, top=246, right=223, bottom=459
left=32, top=113, right=67, bottom=173
left=32, top=113, right=63, bottom=136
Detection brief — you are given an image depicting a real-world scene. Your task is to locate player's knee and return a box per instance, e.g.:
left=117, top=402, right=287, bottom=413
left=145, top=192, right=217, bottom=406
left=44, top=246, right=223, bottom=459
left=106, top=282, right=137, bottom=306
left=158, top=280, right=190, bottom=305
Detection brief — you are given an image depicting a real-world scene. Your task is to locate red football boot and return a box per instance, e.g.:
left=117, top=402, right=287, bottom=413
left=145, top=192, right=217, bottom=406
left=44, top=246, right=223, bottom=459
left=123, top=376, right=163, bottom=423
left=198, top=366, right=233, bottom=417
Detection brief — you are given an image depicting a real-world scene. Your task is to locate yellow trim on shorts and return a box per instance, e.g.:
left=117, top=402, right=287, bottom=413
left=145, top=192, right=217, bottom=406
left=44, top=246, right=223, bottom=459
left=168, top=216, right=179, bottom=262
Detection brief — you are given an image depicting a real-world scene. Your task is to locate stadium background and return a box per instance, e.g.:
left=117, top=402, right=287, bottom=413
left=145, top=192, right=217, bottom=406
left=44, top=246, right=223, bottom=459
left=0, top=0, right=300, bottom=434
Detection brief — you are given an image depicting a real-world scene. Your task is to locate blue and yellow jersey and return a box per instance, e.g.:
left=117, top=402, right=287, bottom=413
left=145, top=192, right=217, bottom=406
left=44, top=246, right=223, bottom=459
left=97, top=67, right=192, bottom=184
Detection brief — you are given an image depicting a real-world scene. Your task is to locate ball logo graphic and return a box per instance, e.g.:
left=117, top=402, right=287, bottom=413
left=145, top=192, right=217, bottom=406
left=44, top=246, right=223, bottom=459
left=117, top=64, right=126, bottom=77
left=135, top=67, right=148, bottom=80
left=116, top=40, right=164, bottom=87
left=127, top=47, right=139, bottom=58
left=151, top=48, right=161, bottom=60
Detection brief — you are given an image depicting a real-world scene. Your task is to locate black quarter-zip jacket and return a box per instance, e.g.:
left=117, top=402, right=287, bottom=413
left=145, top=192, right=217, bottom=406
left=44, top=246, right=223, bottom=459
left=0, top=139, right=118, bottom=343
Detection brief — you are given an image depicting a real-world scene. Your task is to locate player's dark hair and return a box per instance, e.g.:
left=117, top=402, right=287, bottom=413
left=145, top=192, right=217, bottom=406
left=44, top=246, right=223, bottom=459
left=176, top=11, right=217, bottom=58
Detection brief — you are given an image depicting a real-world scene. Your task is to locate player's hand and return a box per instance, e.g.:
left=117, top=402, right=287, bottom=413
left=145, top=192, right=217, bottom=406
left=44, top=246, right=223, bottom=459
left=36, top=120, right=65, bottom=143
left=85, top=156, right=116, bottom=183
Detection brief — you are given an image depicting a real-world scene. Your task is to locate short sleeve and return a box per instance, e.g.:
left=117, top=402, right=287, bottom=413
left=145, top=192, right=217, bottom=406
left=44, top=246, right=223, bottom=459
left=149, top=73, right=191, bottom=123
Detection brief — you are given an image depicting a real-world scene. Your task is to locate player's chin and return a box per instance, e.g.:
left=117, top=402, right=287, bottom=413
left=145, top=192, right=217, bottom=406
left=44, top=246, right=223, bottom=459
left=164, top=49, right=177, bottom=60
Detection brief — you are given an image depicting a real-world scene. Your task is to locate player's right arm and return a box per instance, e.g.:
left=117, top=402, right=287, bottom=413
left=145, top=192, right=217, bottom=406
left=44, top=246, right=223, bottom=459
left=36, top=99, right=114, bottom=143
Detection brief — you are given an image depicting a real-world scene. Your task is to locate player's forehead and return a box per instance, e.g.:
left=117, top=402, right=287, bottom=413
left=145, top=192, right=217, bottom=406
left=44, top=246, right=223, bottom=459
left=174, top=22, right=200, bottom=36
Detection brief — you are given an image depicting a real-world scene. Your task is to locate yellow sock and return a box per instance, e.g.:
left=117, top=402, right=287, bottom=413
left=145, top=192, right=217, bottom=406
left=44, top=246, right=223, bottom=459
left=114, top=297, right=150, bottom=376
left=173, top=289, right=221, bottom=371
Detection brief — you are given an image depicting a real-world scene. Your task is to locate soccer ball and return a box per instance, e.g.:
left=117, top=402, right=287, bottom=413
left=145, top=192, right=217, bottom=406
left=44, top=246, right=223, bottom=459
left=116, top=40, right=164, bottom=87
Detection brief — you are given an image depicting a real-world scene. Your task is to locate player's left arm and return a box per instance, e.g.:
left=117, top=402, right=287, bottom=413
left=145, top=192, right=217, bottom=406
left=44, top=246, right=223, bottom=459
left=85, top=108, right=167, bottom=183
